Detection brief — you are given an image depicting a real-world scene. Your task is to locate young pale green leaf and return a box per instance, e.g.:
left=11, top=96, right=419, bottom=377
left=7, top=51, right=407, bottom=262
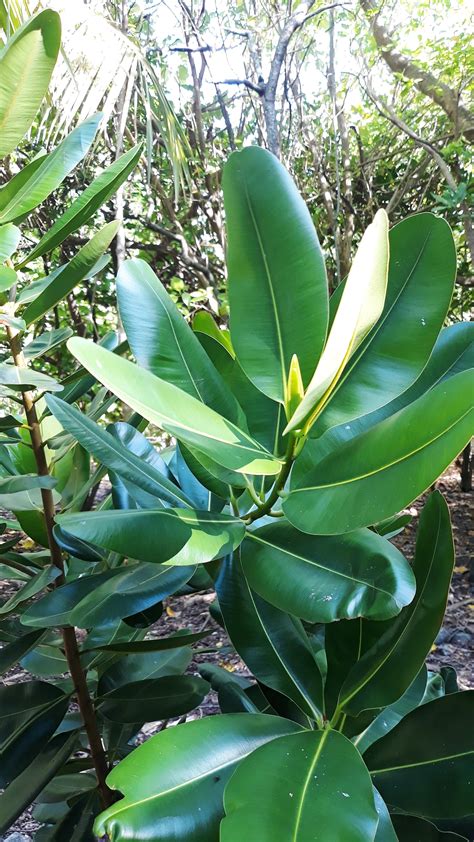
left=285, top=209, right=389, bottom=434
left=56, top=508, right=245, bottom=566
left=241, top=523, right=415, bottom=623
left=338, top=492, right=453, bottom=716
left=221, top=729, right=378, bottom=842
left=46, top=395, right=192, bottom=509
left=0, top=10, right=61, bottom=159
left=94, top=714, right=302, bottom=842
left=18, top=144, right=142, bottom=266
left=284, top=370, right=474, bottom=534
left=22, top=221, right=119, bottom=325
left=98, top=675, right=209, bottom=723
left=0, top=114, right=101, bottom=225
left=0, top=223, right=20, bottom=261
left=0, top=731, right=77, bottom=835
left=0, top=680, right=68, bottom=787
left=215, top=551, right=324, bottom=721
left=366, top=692, right=474, bottom=819
left=224, top=146, right=328, bottom=403
left=312, top=214, right=457, bottom=436
left=117, top=258, right=242, bottom=424
left=67, top=338, right=282, bottom=476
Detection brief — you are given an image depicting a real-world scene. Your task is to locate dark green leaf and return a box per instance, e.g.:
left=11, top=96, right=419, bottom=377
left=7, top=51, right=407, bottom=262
left=99, top=675, right=209, bottom=723
left=0, top=628, right=46, bottom=674
left=242, top=523, right=415, bottom=622
left=224, top=146, right=328, bottom=402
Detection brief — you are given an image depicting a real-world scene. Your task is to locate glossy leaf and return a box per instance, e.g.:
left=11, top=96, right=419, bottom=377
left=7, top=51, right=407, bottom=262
left=221, top=729, right=378, bottom=841
left=366, top=691, right=474, bottom=818
left=94, top=714, right=302, bottom=842
left=57, top=508, right=245, bottom=566
left=0, top=628, right=46, bottom=675
left=391, top=814, right=468, bottom=841
left=0, top=680, right=69, bottom=786
left=311, top=214, right=457, bottom=435
left=23, top=563, right=193, bottom=629
left=0, top=263, right=17, bottom=292
left=338, top=492, right=453, bottom=715
left=0, top=474, right=56, bottom=494
left=85, top=630, right=208, bottom=654
left=67, top=338, right=282, bottom=476
left=354, top=667, right=428, bottom=754
left=99, top=675, right=209, bottom=723
left=23, top=328, right=73, bottom=360
left=23, top=221, right=120, bottom=325
left=224, top=146, right=328, bottom=402
left=117, top=258, right=242, bottom=423
left=0, top=222, right=20, bottom=261
left=286, top=209, right=389, bottom=433
left=0, top=730, right=77, bottom=836
left=0, top=10, right=61, bottom=159
left=0, top=364, right=62, bottom=391
left=241, top=523, right=415, bottom=622
left=0, top=114, right=101, bottom=225
left=20, top=144, right=142, bottom=265
left=46, top=395, right=192, bottom=508
left=215, top=552, right=324, bottom=720
left=284, top=370, right=474, bottom=534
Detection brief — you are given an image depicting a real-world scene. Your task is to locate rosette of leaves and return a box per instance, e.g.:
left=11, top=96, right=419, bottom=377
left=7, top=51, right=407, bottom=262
left=42, top=145, right=473, bottom=839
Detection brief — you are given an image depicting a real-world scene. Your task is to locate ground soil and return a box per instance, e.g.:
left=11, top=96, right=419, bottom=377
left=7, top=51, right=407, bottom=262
left=0, top=462, right=472, bottom=840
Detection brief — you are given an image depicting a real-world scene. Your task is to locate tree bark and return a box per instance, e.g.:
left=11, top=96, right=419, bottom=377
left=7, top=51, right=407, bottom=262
left=359, top=0, right=474, bottom=141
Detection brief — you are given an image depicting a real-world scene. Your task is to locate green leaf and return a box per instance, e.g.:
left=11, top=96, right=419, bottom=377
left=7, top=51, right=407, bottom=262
left=23, top=220, right=120, bottom=325
left=366, top=691, right=474, bottom=819
left=21, top=643, right=68, bottom=678
left=0, top=153, right=47, bottom=215
left=0, top=731, right=77, bottom=836
left=0, top=628, right=46, bottom=675
left=286, top=209, right=389, bottom=433
left=0, top=680, right=68, bottom=786
left=117, top=258, right=242, bottom=423
left=354, top=667, right=428, bottom=754
left=0, top=564, right=60, bottom=616
left=215, top=552, right=324, bottom=721
left=46, top=395, right=192, bottom=509
left=0, top=364, right=62, bottom=391
left=85, top=630, right=208, bottom=654
left=22, top=563, right=194, bottom=629
left=0, top=114, right=101, bottom=225
left=221, top=729, right=378, bottom=841
left=23, top=327, right=73, bottom=360
left=337, top=492, right=454, bottom=715
left=0, top=474, right=56, bottom=494
left=373, top=788, right=398, bottom=841
left=0, top=263, right=17, bottom=292
left=57, top=508, right=245, bottom=566
left=94, top=714, right=302, bottom=842
left=67, top=338, right=282, bottom=476
left=284, top=370, right=474, bottom=533
left=19, top=144, right=142, bottom=266
left=223, top=146, right=328, bottom=403
left=0, top=222, right=20, bottom=261
left=0, top=10, right=61, bottom=159
left=391, top=814, right=469, bottom=840
left=99, top=675, right=209, bottom=723
left=197, top=331, right=284, bottom=455
left=241, top=523, right=415, bottom=622
left=98, top=647, right=191, bottom=691
left=310, top=214, right=457, bottom=435
left=192, top=310, right=234, bottom=356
